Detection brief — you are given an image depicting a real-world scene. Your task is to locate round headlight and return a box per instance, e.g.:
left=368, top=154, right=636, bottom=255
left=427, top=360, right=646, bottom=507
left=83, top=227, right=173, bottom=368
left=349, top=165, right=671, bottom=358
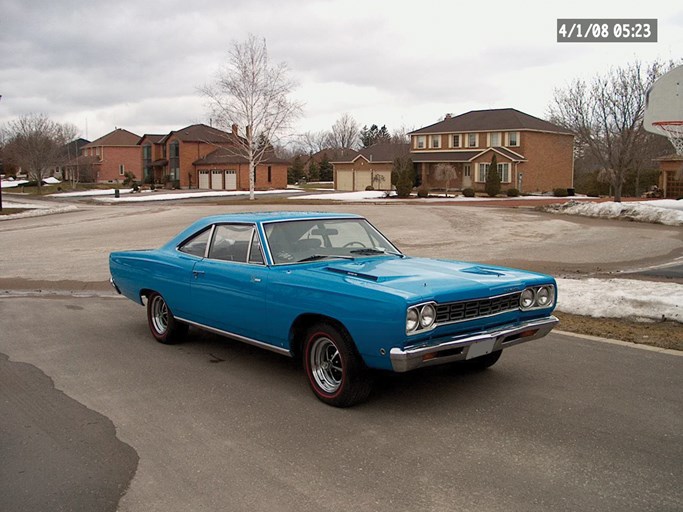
left=406, top=308, right=419, bottom=332
left=420, top=304, right=436, bottom=328
left=536, top=286, right=552, bottom=307
left=520, top=288, right=535, bottom=309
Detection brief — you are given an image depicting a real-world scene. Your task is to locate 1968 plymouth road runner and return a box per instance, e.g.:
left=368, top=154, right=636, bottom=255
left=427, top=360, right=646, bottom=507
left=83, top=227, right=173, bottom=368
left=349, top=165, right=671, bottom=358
left=110, top=212, right=558, bottom=407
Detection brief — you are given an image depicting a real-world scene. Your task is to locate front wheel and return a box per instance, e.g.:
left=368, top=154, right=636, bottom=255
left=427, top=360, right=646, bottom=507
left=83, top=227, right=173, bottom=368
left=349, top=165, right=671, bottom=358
left=303, top=323, right=372, bottom=407
left=146, top=292, right=188, bottom=344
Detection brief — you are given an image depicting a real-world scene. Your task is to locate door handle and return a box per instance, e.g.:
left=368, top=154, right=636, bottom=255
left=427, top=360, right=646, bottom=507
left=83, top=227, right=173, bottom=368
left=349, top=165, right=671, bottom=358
left=193, top=270, right=205, bottom=279
left=251, top=276, right=262, bottom=283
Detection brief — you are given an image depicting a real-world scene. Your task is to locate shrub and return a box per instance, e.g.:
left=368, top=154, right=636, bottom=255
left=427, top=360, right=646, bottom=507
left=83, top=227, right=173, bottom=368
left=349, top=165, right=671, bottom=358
left=365, top=185, right=375, bottom=191
left=553, top=188, right=569, bottom=197
left=463, top=188, right=475, bottom=197
left=417, top=187, right=429, bottom=198
left=506, top=188, right=520, bottom=197
left=485, top=154, right=501, bottom=197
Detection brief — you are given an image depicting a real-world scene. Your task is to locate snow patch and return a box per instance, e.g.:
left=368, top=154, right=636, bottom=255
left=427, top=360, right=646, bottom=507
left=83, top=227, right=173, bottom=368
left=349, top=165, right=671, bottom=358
left=541, top=200, right=683, bottom=226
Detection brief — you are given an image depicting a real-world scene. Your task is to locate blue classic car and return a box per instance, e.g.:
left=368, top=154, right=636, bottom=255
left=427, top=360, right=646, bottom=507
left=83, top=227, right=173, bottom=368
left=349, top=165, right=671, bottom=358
left=110, top=212, right=558, bottom=407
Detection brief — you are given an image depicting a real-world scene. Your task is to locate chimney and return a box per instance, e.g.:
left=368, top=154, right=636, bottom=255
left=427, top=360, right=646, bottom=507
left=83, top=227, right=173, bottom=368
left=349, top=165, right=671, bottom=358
left=444, top=113, right=452, bottom=120
left=231, top=123, right=238, bottom=136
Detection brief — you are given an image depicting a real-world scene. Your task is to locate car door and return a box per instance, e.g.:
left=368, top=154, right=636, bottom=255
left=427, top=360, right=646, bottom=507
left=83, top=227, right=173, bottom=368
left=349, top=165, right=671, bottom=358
left=189, top=223, right=269, bottom=341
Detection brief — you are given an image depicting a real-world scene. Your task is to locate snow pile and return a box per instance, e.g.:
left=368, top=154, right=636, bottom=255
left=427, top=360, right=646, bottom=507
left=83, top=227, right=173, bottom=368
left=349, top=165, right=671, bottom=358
left=296, top=190, right=394, bottom=201
left=1, top=179, right=30, bottom=188
left=556, top=277, right=683, bottom=323
left=541, top=200, right=683, bottom=226
left=0, top=204, right=78, bottom=221
left=53, top=188, right=134, bottom=197
left=94, top=189, right=302, bottom=202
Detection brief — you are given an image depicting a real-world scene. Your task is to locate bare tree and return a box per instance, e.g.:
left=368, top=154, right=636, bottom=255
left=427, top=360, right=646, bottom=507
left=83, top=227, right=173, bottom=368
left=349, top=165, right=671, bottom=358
left=300, top=130, right=333, bottom=154
left=433, top=163, right=457, bottom=197
left=202, top=34, right=302, bottom=200
left=3, top=114, right=78, bottom=192
left=548, top=60, right=673, bottom=202
left=329, top=113, right=359, bottom=149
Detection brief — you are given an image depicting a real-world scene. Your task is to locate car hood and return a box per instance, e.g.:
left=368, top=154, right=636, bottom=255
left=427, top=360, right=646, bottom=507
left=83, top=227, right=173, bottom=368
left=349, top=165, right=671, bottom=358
left=311, top=256, right=552, bottom=303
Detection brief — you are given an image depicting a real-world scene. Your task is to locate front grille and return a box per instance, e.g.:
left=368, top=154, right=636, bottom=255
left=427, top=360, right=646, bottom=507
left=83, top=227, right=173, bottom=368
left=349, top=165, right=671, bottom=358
left=435, top=292, right=521, bottom=325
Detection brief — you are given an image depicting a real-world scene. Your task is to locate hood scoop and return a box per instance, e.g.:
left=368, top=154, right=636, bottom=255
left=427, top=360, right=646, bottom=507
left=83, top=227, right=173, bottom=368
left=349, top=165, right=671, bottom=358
left=461, top=266, right=506, bottom=277
left=325, top=266, right=379, bottom=281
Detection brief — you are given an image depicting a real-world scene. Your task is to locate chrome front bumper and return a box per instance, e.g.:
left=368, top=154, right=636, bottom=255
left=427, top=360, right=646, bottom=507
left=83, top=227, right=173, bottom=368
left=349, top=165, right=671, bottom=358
left=389, top=316, right=559, bottom=372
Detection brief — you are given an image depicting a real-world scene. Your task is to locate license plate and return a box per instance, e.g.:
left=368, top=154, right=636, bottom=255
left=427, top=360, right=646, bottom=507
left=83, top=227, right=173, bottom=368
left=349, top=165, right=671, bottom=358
left=466, top=339, right=496, bottom=360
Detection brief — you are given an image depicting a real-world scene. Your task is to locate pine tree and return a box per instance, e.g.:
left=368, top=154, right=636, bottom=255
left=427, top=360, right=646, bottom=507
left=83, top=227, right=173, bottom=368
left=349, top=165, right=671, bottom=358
left=288, top=155, right=305, bottom=184
left=485, top=153, right=501, bottom=197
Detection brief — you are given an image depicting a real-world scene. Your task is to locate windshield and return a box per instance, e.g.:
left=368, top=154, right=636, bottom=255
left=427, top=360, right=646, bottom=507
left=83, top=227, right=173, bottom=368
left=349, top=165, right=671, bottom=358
left=264, top=218, right=401, bottom=264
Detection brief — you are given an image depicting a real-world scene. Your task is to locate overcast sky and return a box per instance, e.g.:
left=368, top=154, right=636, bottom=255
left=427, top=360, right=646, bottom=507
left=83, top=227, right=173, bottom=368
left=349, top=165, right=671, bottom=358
left=0, top=0, right=681, bottom=142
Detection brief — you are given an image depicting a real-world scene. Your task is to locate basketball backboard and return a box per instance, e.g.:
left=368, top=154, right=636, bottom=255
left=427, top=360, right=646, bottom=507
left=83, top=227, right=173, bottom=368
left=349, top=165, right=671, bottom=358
left=644, top=65, right=683, bottom=154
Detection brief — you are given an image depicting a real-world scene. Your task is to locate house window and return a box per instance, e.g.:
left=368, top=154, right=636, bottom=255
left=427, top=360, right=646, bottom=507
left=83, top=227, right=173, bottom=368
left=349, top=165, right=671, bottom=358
left=431, top=135, right=441, bottom=149
left=507, top=132, right=519, bottom=147
left=489, top=132, right=502, bottom=147
left=467, top=133, right=478, bottom=148
left=477, top=163, right=489, bottom=182
left=451, top=134, right=461, bottom=148
left=463, top=164, right=471, bottom=177
left=415, top=136, right=426, bottom=149
left=119, top=164, right=125, bottom=176
left=497, top=163, right=510, bottom=182
left=169, top=141, right=180, bottom=180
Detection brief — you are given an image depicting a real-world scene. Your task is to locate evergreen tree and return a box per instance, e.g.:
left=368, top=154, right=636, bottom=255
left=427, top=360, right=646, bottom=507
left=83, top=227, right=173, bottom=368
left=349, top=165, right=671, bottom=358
left=307, top=160, right=320, bottom=181
left=485, top=153, right=501, bottom=197
left=392, top=155, right=415, bottom=197
left=360, top=124, right=392, bottom=148
left=319, top=154, right=333, bottom=181
left=288, top=155, right=305, bottom=184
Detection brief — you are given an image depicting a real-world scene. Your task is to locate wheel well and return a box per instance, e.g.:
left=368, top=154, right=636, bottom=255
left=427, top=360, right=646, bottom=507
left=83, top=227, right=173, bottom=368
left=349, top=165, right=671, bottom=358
left=139, top=288, right=155, bottom=305
left=289, top=314, right=354, bottom=360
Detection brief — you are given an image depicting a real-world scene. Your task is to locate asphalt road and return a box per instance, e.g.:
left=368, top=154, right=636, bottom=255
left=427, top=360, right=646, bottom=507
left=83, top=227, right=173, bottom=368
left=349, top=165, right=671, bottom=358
left=1, top=295, right=681, bottom=512
left=1, top=202, right=682, bottom=511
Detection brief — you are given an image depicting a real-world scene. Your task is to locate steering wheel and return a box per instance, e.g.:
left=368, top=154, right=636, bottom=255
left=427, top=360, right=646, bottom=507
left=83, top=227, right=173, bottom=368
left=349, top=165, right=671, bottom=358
left=342, top=241, right=367, bottom=248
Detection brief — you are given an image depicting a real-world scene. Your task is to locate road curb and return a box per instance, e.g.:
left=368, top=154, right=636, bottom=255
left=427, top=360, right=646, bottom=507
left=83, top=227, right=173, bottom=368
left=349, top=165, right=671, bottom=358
left=555, top=329, right=682, bottom=356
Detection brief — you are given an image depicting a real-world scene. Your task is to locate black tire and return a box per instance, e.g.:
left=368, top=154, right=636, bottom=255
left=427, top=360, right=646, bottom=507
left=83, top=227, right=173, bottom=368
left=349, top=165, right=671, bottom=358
left=303, top=322, right=372, bottom=407
left=462, top=349, right=502, bottom=371
left=146, top=292, right=188, bottom=345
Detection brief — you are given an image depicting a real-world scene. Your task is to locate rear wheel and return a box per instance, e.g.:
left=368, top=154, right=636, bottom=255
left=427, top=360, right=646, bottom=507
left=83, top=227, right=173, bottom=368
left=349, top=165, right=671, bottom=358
left=146, top=293, right=188, bottom=344
left=303, top=323, right=372, bottom=407
left=463, top=349, right=502, bottom=371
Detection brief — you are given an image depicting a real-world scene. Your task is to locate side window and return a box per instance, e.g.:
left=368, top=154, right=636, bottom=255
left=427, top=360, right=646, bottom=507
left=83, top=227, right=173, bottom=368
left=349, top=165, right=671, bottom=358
left=208, top=224, right=259, bottom=263
left=178, top=228, right=211, bottom=257
left=249, top=234, right=264, bottom=264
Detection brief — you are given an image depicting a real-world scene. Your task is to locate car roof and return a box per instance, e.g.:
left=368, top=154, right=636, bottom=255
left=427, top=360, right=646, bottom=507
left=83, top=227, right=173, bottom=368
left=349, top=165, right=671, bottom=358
left=198, top=211, right=363, bottom=225
left=163, top=212, right=365, bottom=250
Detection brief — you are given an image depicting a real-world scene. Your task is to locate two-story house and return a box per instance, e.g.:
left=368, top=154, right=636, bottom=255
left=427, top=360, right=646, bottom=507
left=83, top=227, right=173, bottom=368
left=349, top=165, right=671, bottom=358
left=409, top=108, right=574, bottom=193
left=139, top=123, right=288, bottom=190
left=80, top=128, right=142, bottom=183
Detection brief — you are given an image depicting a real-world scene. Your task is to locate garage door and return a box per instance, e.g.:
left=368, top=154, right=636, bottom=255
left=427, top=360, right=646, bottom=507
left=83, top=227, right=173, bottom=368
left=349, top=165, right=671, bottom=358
left=354, top=171, right=372, bottom=191
left=198, top=171, right=210, bottom=189
left=336, top=170, right=354, bottom=191
left=211, top=170, right=223, bottom=190
left=225, top=170, right=237, bottom=190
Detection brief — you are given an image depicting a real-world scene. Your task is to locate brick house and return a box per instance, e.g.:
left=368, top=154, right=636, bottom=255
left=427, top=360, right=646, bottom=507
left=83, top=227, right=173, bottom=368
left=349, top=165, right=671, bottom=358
left=79, top=129, right=142, bottom=183
left=409, top=108, right=574, bottom=193
left=332, top=144, right=410, bottom=191
left=656, top=154, right=683, bottom=198
left=139, top=123, right=287, bottom=190
left=193, top=148, right=289, bottom=190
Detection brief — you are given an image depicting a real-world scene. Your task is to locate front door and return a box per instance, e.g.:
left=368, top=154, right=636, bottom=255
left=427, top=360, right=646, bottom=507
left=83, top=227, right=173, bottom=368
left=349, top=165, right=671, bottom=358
left=189, top=223, right=269, bottom=341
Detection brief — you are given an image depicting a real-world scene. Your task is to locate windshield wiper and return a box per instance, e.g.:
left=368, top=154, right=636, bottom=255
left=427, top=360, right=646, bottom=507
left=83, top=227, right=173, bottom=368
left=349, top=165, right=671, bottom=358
left=297, top=254, right=355, bottom=263
left=349, top=248, right=404, bottom=257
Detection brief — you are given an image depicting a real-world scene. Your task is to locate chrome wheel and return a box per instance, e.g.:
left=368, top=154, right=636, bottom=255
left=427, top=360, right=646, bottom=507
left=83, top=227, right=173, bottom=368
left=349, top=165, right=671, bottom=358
left=150, top=295, right=168, bottom=335
left=309, top=336, right=343, bottom=394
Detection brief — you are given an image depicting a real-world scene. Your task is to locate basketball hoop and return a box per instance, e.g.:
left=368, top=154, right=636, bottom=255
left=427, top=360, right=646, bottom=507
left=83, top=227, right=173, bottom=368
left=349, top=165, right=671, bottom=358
left=652, top=121, right=683, bottom=155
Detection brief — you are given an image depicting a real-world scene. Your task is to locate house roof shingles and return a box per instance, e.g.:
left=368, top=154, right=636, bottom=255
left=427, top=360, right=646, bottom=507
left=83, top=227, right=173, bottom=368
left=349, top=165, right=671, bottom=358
left=330, top=143, right=410, bottom=163
left=410, top=108, right=571, bottom=135
left=193, top=148, right=289, bottom=166
left=84, top=128, right=140, bottom=147
left=160, top=124, right=239, bottom=144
